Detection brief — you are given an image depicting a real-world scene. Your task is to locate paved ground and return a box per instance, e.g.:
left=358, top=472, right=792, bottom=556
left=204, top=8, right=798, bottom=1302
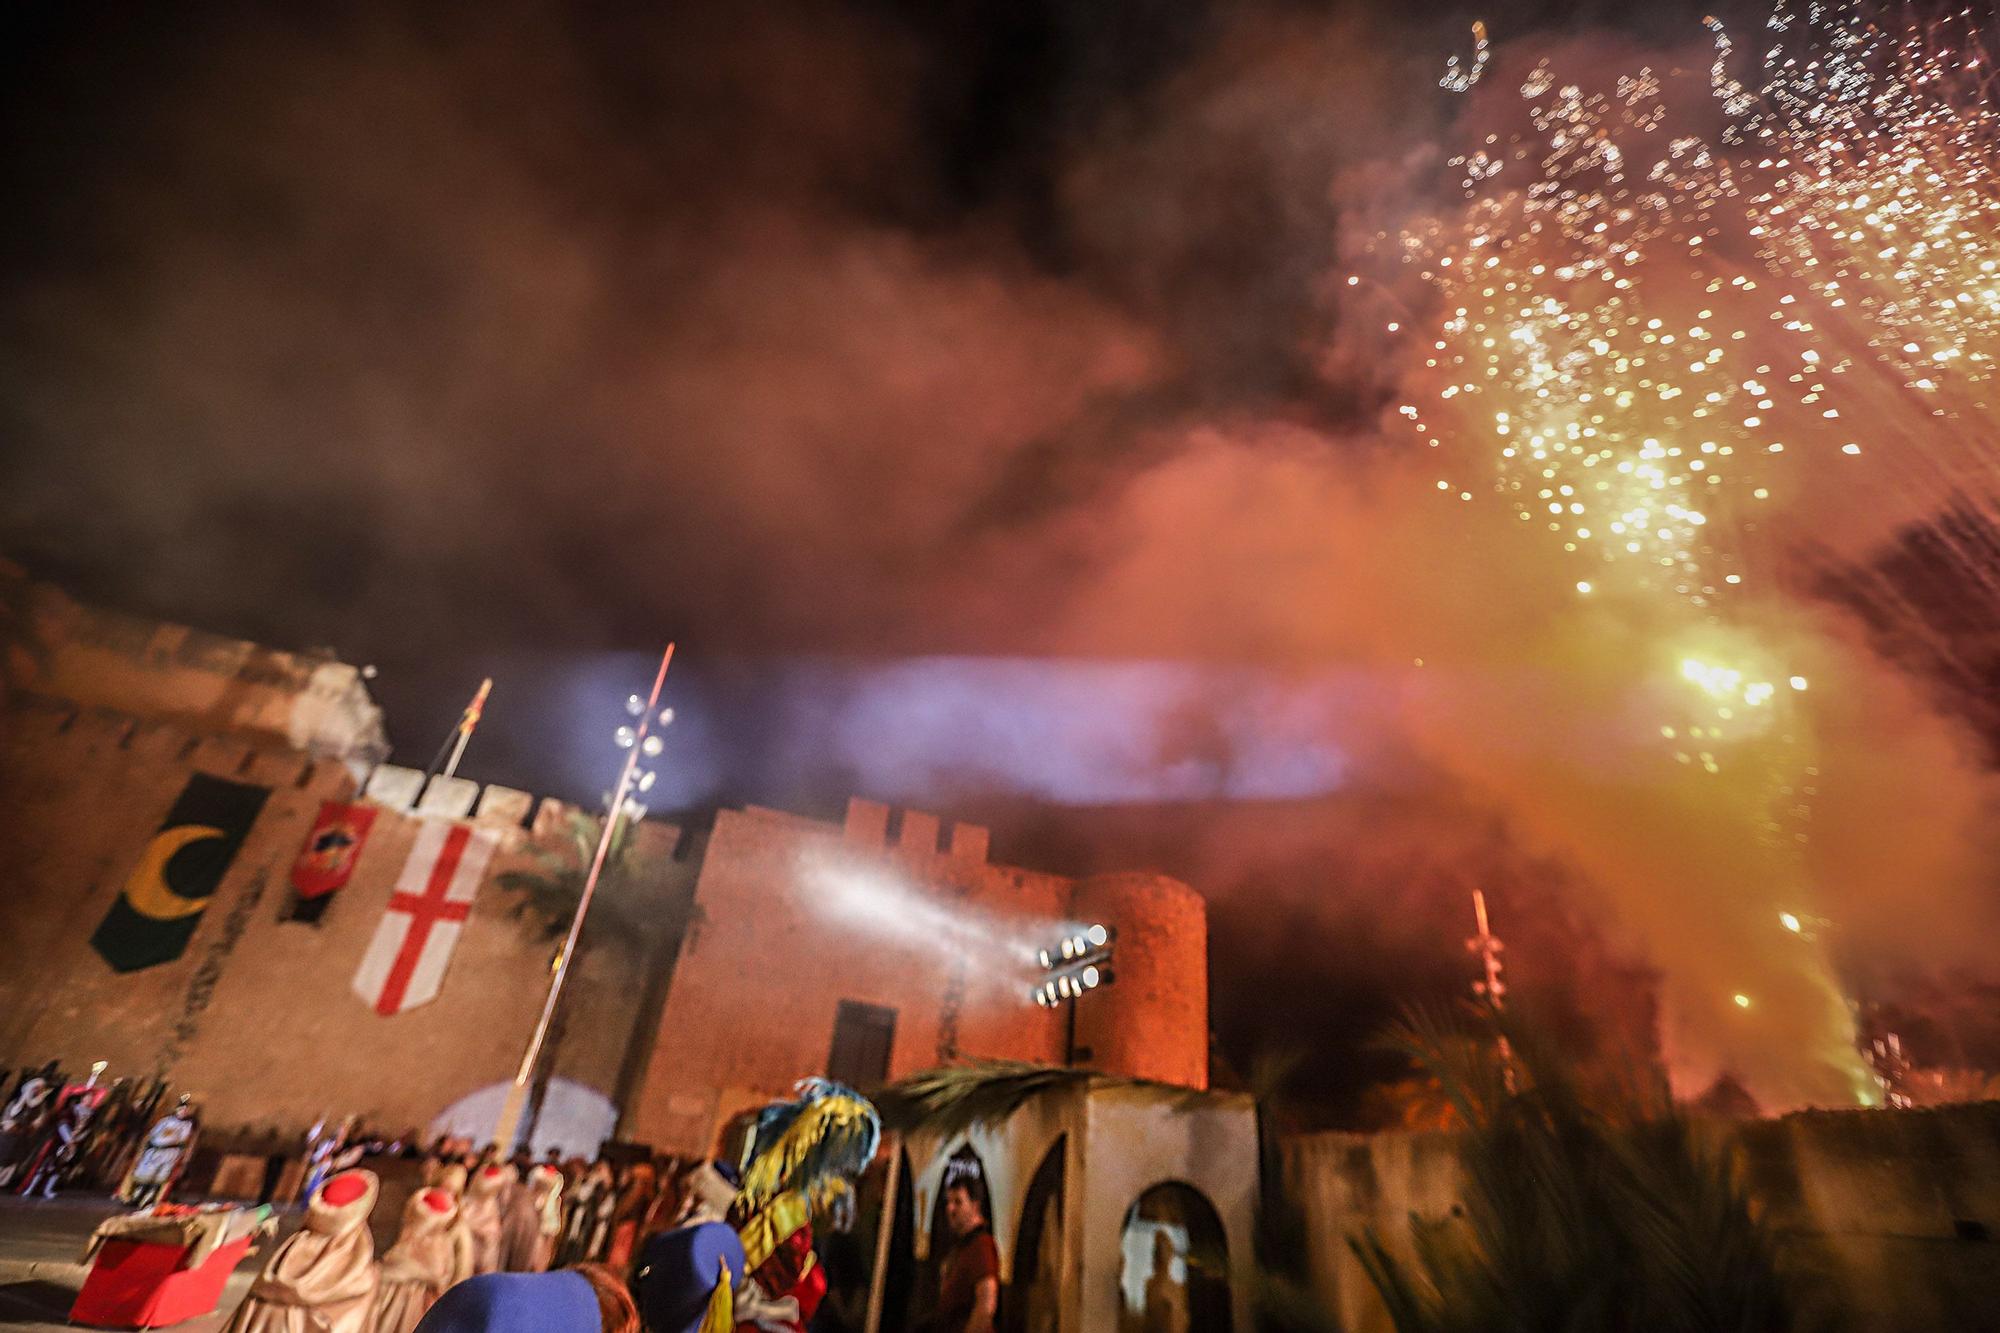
left=0, top=1194, right=290, bottom=1331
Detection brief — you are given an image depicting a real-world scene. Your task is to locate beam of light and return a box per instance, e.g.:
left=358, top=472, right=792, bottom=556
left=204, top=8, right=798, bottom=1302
left=542, top=655, right=1359, bottom=810
left=802, top=853, right=1080, bottom=1005
left=775, top=658, right=1359, bottom=805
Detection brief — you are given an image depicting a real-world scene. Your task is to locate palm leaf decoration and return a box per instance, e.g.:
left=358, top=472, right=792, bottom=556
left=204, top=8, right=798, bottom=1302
left=1350, top=1003, right=1801, bottom=1333
left=871, top=1060, right=1205, bottom=1139
left=494, top=809, right=651, bottom=940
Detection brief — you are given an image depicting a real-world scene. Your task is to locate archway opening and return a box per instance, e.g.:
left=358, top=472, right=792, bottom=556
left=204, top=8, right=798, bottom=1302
left=1118, top=1181, right=1229, bottom=1333
left=1008, top=1136, right=1066, bottom=1333
left=921, top=1144, right=994, bottom=1327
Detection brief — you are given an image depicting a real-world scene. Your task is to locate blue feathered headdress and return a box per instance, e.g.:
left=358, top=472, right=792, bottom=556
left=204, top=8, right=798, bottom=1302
left=739, top=1078, right=882, bottom=1210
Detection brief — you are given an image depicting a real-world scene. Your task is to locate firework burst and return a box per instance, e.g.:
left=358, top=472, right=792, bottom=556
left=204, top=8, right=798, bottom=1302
left=1715, top=2, right=2000, bottom=404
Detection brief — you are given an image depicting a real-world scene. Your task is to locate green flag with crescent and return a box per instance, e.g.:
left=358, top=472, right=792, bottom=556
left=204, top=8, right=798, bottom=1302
left=91, top=773, right=269, bottom=973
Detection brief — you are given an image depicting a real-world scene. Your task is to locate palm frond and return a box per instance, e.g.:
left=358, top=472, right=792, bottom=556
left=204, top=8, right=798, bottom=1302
left=871, top=1060, right=1206, bottom=1138
left=1353, top=1006, right=1800, bottom=1333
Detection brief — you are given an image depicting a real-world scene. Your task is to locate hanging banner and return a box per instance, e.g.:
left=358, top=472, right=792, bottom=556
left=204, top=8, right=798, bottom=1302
left=91, top=774, right=269, bottom=974
left=351, top=822, right=498, bottom=1016
left=286, top=801, right=378, bottom=923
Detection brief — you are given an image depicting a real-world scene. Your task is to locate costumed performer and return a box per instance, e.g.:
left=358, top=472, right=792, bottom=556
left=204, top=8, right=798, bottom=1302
left=431, top=1162, right=477, bottom=1282
left=19, top=1084, right=109, bottom=1198
left=498, top=1164, right=563, bottom=1273
left=730, top=1077, right=882, bottom=1333
left=634, top=1159, right=747, bottom=1333
left=123, top=1094, right=199, bottom=1208
left=413, top=1265, right=637, bottom=1333
left=223, top=1168, right=379, bottom=1333
left=375, top=1186, right=465, bottom=1333
left=558, top=1160, right=614, bottom=1265
left=461, top=1164, right=510, bottom=1275
left=0, top=1068, right=59, bottom=1187
left=604, top=1159, right=655, bottom=1271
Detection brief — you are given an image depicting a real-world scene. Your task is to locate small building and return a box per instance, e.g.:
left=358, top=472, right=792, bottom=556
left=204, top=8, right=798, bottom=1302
left=893, top=1081, right=1258, bottom=1333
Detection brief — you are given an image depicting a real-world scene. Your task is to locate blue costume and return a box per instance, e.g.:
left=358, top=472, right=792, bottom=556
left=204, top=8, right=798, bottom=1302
left=413, top=1270, right=600, bottom=1333
left=635, top=1220, right=748, bottom=1333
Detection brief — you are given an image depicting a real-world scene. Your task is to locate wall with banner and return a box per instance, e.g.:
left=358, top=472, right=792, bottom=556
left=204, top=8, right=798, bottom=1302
left=0, top=695, right=693, bottom=1156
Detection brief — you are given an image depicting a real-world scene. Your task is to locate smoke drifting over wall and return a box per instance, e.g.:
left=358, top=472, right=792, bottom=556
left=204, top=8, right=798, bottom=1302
left=4, top=0, right=1996, bottom=1111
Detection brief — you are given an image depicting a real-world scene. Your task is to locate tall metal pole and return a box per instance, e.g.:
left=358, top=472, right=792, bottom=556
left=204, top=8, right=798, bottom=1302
left=493, top=646, right=673, bottom=1153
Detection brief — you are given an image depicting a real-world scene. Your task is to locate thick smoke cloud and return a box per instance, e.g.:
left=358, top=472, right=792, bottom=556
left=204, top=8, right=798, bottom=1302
left=4, top=0, right=1996, bottom=1113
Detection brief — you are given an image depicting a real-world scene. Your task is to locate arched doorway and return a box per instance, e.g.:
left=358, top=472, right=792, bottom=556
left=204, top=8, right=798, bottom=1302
left=918, top=1144, right=993, bottom=1328
left=1118, top=1182, right=1229, bottom=1333
left=1008, top=1137, right=1065, bottom=1333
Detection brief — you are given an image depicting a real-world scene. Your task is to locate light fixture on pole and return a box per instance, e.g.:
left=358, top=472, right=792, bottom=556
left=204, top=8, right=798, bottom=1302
left=492, top=645, right=675, bottom=1153
left=1032, top=923, right=1115, bottom=1065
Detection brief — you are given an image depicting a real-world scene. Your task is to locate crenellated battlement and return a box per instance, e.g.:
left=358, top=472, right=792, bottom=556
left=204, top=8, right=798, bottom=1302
left=840, top=795, right=990, bottom=863
left=2, top=570, right=388, bottom=772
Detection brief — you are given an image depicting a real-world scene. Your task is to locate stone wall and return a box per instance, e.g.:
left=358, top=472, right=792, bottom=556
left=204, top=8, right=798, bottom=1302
left=0, top=698, right=691, bottom=1155
left=1280, top=1101, right=2000, bottom=1331
left=627, top=799, right=1212, bottom=1155
left=3, top=573, right=387, bottom=770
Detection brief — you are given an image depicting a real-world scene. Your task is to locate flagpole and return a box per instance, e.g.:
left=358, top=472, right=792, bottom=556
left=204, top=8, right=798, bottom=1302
left=492, top=646, right=673, bottom=1155
left=424, top=678, right=493, bottom=786
left=441, top=678, right=492, bottom=780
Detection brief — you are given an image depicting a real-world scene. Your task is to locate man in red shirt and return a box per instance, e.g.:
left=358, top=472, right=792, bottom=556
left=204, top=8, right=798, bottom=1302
left=931, top=1182, right=999, bottom=1333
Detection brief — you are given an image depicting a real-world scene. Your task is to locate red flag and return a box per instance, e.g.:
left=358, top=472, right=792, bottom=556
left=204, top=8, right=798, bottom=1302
left=290, top=801, right=377, bottom=901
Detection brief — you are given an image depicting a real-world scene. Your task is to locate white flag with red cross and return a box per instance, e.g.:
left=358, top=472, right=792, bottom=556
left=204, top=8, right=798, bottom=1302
left=352, top=821, right=498, bottom=1016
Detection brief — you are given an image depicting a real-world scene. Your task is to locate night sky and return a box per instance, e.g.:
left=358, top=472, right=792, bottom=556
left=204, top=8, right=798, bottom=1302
left=3, top=0, right=1811, bottom=1120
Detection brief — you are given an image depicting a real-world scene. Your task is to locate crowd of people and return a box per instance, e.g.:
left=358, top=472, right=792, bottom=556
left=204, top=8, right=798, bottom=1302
left=0, top=1061, right=194, bottom=1202
left=412, top=1138, right=708, bottom=1276
left=205, top=1078, right=889, bottom=1333
left=2, top=1067, right=1002, bottom=1333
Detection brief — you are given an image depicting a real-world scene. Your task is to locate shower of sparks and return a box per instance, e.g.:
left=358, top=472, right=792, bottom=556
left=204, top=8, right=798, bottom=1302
left=1374, top=58, right=1841, bottom=607
left=1712, top=2, right=2000, bottom=403
left=1339, top=3, right=2000, bottom=1106
left=1440, top=20, right=1491, bottom=94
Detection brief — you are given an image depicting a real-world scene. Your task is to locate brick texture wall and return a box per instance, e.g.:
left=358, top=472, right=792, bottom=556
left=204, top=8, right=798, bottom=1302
left=629, top=799, right=1210, bottom=1155
left=0, top=696, right=685, bottom=1147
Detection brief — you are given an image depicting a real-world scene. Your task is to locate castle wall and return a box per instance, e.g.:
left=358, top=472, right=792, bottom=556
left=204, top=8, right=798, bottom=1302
left=629, top=799, right=1069, bottom=1154
left=8, top=577, right=387, bottom=768
left=629, top=799, right=1213, bottom=1155
left=3, top=573, right=1216, bottom=1165
left=1070, top=873, right=1208, bottom=1090
left=0, top=702, right=684, bottom=1155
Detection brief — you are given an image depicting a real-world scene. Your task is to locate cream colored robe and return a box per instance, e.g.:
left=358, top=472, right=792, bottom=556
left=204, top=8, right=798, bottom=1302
left=459, top=1164, right=510, bottom=1276
left=372, top=1187, right=462, bottom=1333
left=222, top=1168, right=378, bottom=1333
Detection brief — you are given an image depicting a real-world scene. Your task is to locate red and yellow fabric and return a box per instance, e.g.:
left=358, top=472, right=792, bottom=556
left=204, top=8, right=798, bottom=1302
left=735, top=1191, right=821, bottom=1333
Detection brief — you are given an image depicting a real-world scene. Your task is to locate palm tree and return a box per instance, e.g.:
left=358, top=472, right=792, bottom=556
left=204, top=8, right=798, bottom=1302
left=1350, top=1004, right=1803, bottom=1333
left=494, top=810, right=699, bottom=1146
